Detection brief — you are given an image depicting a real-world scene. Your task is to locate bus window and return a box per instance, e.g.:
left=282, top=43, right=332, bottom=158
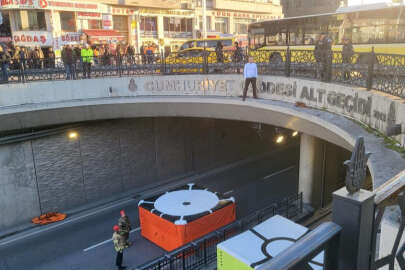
left=222, top=39, right=232, bottom=46
left=206, top=40, right=218, bottom=48
left=196, top=40, right=205, bottom=47
left=180, top=41, right=194, bottom=50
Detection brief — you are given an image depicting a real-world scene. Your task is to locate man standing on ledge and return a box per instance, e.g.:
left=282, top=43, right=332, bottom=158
left=242, top=56, right=258, bottom=101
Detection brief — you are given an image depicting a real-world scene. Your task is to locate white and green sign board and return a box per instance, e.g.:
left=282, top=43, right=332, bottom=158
left=217, top=215, right=324, bottom=270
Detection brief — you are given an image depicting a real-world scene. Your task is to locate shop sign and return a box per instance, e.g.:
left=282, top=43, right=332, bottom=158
left=59, top=32, right=80, bottom=44
left=0, top=36, right=12, bottom=42
left=211, top=11, right=271, bottom=20
left=12, top=31, right=53, bottom=46
left=1, top=0, right=107, bottom=12
left=102, top=14, right=113, bottom=30
left=112, top=7, right=135, bottom=15
left=139, top=8, right=193, bottom=17
left=77, top=12, right=101, bottom=20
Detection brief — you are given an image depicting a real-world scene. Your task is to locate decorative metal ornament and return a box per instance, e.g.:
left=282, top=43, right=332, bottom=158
left=344, top=137, right=371, bottom=194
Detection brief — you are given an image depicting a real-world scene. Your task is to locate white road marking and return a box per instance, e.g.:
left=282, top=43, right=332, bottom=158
left=263, top=166, right=296, bottom=180
left=0, top=197, right=134, bottom=247
left=83, top=227, right=140, bottom=252
left=223, top=190, right=234, bottom=195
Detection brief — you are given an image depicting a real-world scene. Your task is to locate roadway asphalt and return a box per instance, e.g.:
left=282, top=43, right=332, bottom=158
left=0, top=143, right=299, bottom=270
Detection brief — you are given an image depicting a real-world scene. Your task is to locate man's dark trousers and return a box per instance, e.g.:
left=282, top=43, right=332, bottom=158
left=83, top=62, right=91, bottom=78
left=243, top=78, right=257, bottom=100
left=116, top=251, right=123, bottom=269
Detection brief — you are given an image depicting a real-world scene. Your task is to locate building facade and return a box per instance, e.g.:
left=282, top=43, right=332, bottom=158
left=0, top=0, right=283, bottom=55
left=281, top=0, right=343, bottom=17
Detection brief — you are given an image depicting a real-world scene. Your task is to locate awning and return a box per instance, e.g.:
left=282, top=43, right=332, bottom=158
left=82, top=29, right=125, bottom=44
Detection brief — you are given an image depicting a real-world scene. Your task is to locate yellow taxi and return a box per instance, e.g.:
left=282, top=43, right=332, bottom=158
left=165, top=48, right=232, bottom=73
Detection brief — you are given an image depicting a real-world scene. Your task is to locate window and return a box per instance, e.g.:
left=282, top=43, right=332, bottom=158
left=0, top=12, right=11, bottom=37
left=113, top=15, right=128, bottom=32
left=234, top=18, right=254, bottom=34
left=14, top=10, right=46, bottom=31
left=196, top=0, right=213, bottom=8
left=140, top=16, right=157, bottom=37
left=215, top=17, right=228, bottom=34
left=163, top=17, right=193, bottom=38
left=60, top=12, right=75, bottom=32
left=199, top=16, right=211, bottom=31
left=88, top=20, right=101, bottom=29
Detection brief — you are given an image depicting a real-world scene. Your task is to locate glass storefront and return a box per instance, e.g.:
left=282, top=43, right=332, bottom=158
left=163, top=17, right=192, bottom=38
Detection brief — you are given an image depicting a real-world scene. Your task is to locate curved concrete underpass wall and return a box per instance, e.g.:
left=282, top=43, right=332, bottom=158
left=0, top=118, right=279, bottom=231
left=1, top=74, right=404, bottom=147
left=0, top=75, right=404, bottom=230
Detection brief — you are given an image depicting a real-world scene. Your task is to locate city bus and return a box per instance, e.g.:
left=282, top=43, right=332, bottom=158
left=248, top=2, right=405, bottom=63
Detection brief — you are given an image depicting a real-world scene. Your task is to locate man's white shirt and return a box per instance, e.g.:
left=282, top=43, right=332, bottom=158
left=244, top=63, right=258, bottom=79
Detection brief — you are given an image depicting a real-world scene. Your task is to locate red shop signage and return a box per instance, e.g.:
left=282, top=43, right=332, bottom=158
left=13, top=34, right=48, bottom=44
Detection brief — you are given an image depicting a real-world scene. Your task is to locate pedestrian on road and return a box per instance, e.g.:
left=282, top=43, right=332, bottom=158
left=81, top=44, right=93, bottom=79
left=242, top=56, right=258, bottom=101
left=215, top=41, right=224, bottom=63
left=62, top=45, right=74, bottom=80
left=47, top=47, right=56, bottom=69
left=232, top=41, right=243, bottom=74
left=342, top=37, right=354, bottom=80
left=0, top=46, right=10, bottom=83
left=113, top=225, right=127, bottom=270
left=317, top=32, right=332, bottom=82
left=118, top=210, right=132, bottom=247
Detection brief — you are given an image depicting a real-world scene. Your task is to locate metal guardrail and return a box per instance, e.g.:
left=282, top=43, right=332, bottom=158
left=2, top=48, right=405, bottom=99
left=370, top=170, right=405, bottom=270
left=135, top=192, right=303, bottom=270
left=256, top=222, right=342, bottom=270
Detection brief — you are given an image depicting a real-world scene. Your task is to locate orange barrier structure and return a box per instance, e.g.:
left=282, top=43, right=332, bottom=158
left=32, top=212, right=67, bottom=225
left=138, top=184, right=236, bottom=251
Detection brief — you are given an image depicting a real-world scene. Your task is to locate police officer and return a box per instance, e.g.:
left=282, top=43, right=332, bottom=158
left=113, top=225, right=127, bottom=270
left=118, top=210, right=132, bottom=247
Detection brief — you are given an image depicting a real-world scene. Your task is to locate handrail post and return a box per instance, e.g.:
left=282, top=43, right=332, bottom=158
left=285, top=46, right=291, bottom=77
left=203, top=239, right=208, bottom=265
left=204, top=52, right=208, bottom=74
left=182, top=250, right=186, bottom=270
left=367, top=47, right=375, bottom=90
left=117, top=55, right=122, bottom=77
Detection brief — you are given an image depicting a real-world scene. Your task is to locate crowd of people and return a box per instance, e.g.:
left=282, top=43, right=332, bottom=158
left=0, top=35, right=356, bottom=84
left=0, top=45, right=57, bottom=83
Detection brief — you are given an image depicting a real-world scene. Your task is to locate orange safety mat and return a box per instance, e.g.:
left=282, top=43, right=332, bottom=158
left=32, top=212, right=67, bottom=225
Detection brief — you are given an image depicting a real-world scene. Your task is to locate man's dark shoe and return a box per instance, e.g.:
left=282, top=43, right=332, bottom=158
left=119, top=266, right=127, bottom=270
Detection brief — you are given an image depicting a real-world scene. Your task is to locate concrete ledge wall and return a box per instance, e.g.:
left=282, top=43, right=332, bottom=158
left=0, top=117, right=274, bottom=232
left=0, top=75, right=403, bottom=147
